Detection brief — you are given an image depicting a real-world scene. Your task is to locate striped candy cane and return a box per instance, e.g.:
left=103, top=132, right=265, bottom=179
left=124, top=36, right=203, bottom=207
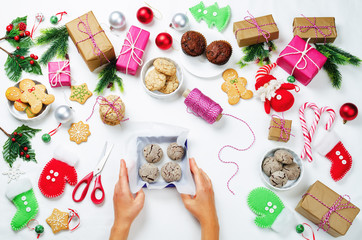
left=299, top=102, right=336, bottom=162
left=255, top=62, right=277, bottom=81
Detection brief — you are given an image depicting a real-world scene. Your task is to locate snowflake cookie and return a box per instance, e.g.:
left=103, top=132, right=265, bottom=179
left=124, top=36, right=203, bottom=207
left=68, top=121, right=91, bottom=144
left=69, top=83, right=93, bottom=104
left=46, top=208, right=69, bottom=233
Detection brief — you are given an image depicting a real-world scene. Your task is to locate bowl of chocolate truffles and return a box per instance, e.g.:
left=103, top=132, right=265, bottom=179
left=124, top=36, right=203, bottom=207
left=260, top=148, right=303, bottom=191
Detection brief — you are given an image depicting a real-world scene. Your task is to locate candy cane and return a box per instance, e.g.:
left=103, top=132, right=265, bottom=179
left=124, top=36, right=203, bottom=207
left=320, top=106, right=336, bottom=130
left=255, top=62, right=277, bottom=81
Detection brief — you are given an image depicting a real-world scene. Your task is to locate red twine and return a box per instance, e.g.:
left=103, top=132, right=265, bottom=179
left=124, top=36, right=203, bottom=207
left=269, top=114, right=294, bottom=141
left=30, top=13, right=44, bottom=39
left=55, top=11, right=68, bottom=22
left=48, top=123, right=62, bottom=136
left=301, top=223, right=316, bottom=240
left=68, top=208, right=80, bottom=231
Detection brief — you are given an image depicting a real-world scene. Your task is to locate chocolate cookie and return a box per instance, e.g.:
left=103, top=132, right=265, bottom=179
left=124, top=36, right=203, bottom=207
left=274, top=149, right=293, bottom=164
left=139, top=163, right=159, bottom=183
left=167, top=142, right=185, bottom=160
left=143, top=144, right=163, bottom=163
left=181, top=31, right=206, bottom=56
left=269, top=170, right=288, bottom=188
left=262, top=157, right=283, bottom=177
left=205, top=41, right=232, bottom=65
left=161, top=162, right=182, bottom=182
left=282, top=162, right=301, bottom=180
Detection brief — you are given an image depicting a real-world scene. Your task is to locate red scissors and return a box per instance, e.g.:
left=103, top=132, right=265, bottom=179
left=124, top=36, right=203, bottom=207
left=72, top=142, right=113, bottom=204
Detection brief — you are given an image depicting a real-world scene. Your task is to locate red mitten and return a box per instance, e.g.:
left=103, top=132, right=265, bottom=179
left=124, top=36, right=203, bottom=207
left=38, top=146, right=78, bottom=198
left=315, top=131, right=352, bottom=181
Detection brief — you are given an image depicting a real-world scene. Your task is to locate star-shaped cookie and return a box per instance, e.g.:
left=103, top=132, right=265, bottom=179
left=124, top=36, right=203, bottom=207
left=46, top=208, right=69, bottom=233
left=69, top=83, right=93, bottom=104
left=68, top=121, right=91, bottom=144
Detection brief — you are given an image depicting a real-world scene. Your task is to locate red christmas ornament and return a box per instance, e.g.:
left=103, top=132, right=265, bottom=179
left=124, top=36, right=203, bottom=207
left=14, top=35, right=20, bottom=41
left=155, top=32, right=173, bottom=50
left=340, top=103, right=358, bottom=124
left=137, top=7, right=153, bottom=24
left=6, top=24, right=13, bottom=32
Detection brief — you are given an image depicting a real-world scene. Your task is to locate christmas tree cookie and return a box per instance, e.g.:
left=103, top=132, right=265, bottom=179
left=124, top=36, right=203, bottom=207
left=189, top=1, right=231, bottom=32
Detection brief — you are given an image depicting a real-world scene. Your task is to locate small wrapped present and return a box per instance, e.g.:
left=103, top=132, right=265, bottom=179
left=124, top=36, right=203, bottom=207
left=296, top=180, right=360, bottom=237
left=66, top=11, right=115, bottom=72
left=268, top=115, right=292, bottom=142
left=276, top=35, right=327, bottom=86
left=233, top=13, right=279, bottom=47
left=48, top=61, right=71, bottom=87
left=293, top=16, right=337, bottom=44
left=116, top=25, right=150, bottom=75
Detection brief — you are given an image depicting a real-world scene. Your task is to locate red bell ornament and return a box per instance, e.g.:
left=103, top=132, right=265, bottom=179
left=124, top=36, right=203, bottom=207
left=155, top=32, right=173, bottom=50
left=137, top=7, right=153, bottom=24
left=339, top=103, right=358, bottom=124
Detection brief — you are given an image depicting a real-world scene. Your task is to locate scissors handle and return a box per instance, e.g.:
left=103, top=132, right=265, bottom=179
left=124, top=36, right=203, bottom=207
left=72, top=172, right=94, bottom=202
left=90, top=175, right=105, bottom=204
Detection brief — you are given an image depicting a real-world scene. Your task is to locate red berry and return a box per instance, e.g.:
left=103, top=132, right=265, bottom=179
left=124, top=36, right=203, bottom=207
left=25, top=31, right=30, bottom=36
left=16, top=54, right=20, bottom=57
left=33, top=55, right=38, bottom=60
left=19, top=133, right=22, bottom=137
left=14, top=36, right=20, bottom=41
left=26, top=154, right=30, bottom=159
left=13, top=132, right=17, bottom=136
left=29, top=60, right=34, bottom=65
left=16, top=46, right=20, bottom=50
left=30, top=54, right=35, bottom=58
left=20, top=56, right=25, bottom=60
left=20, top=152, right=24, bottom=156
left=11, top=138, right=16, bottom=142
left=18, top=22, right=27, bottom=31
left=24, top=147, right=28, bottom=151
left=6, top=24, right=13, bottom=32
left=19, top=32, right=24, bottom=37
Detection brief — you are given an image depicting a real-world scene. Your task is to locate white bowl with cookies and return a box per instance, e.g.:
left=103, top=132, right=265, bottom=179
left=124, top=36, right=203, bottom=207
left=260, top=148, right=304, bottom=191
left=141, top=57, right=183, bottom=99
left=6, top=79, right=55, bottom=122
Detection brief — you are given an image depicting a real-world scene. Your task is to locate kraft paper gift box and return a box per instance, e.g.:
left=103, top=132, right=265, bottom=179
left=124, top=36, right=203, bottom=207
left=293, top=17, right=337, bottom=44
left=48, top=61, right=71, bottom=87
left=268, top=117, right=292, bottom=142
left=233, top=14, right=279, bottom=47
left=66, top=11, right=116, bottom=72
left=276, top=35, right=327, bottom=86
left=116, top=25, right=150, bottom=75
left=295, top=180, right=360, bottom=237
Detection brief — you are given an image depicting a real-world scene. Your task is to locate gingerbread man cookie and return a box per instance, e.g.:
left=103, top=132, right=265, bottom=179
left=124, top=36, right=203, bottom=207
left=19, top=79, right=55, bottom=114
left=5, top=86, right=36, bottom=118
left=221, top=69, right=253, bottom=105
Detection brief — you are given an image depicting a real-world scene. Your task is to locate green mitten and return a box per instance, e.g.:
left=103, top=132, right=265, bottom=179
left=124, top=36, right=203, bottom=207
left=189, top=1, right=231, bottom=32
left=6, top=178, right=39, bottom=231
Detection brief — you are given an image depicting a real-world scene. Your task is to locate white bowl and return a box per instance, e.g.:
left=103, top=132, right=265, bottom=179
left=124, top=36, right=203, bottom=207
left=260, top=147, right=304, bottom=191
left=7, top=80, right=52, bottom=122
left=141, top=57, right=183, bottom=99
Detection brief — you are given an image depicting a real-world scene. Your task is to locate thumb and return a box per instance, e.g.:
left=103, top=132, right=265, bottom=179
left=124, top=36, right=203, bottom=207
left=180, top=193, right=192, bottom=203
left=135, top=189, right=145, bottom=205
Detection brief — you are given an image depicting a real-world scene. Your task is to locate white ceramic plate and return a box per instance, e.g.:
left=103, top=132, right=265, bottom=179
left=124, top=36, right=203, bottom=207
left=260, top=147, right=304, bottom=191
left=141, top=57, right=183, bottom=99
left=7, top=80, right=51, bottom=122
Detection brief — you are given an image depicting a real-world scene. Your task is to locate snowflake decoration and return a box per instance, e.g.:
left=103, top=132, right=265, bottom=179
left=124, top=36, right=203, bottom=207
left=46, top=208, right=69, bottom=233
left=2, top=164, right=25, bottom=183
left=69, top=83, right=93, bottom=104
left=68, top=121, right=91, bottom=144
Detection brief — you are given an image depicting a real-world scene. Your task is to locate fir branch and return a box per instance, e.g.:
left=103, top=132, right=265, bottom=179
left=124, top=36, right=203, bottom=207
left=36, top=26, right=69, bottom=65
left=238, top=41, right=275, bottom=68
left=323, top=59, right=342, bottom=89
left=324, top=44, right=361, bottom=66
left=11, top=16, right=27, bottom=26
left=95, top=59, right=123, bottom=94
left=7, top=36, right=33, bottom=48
left=4, top=16, right=33, bottom=48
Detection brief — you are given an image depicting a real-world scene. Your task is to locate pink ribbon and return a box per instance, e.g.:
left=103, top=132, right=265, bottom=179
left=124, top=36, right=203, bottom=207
left=75, top=13, right=110, bottom=64
left=119, top=28, right=144, bottom=75
left=304, top=193, right=356, bottom=232
left=294, top=15, right=335, bottom=44
left=234, top=11, right=276, bottom=43
left=86, top=96, right=129, bottom=124
left=269, top=114, right=294, bottom=141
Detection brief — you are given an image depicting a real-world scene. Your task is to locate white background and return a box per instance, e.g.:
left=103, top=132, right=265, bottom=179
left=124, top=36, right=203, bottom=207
left=0, top=0, right=362, bottom=239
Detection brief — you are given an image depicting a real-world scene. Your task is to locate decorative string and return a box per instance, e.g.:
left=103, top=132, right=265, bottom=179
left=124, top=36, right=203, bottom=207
left=184, top=88, right=256, bottom=195
left=48, top=123, right=62, bottom=136
left=278, top=38, right=320, bottom=76
left=144, top=2, right=163, bottom=20
left=68, top=208, right=80, bottom=231
left=301, top=223, right=316, bottom=240
left=27, top=219, right=41, bottom=239
left=119, top=28, right=144, bottom=75
left=299, top=102, right=335, bottom=162
left=86, top=96, right=129, bottom=124
left=55, top=11, right=68, bottom=23
left=76, top=13, right=110, bottom=65
left=48, top=60, right=71, bottom=87
left=30, top=13, right=44, bottom=39
left=234, top=11, right=276, bottom=43
left=269, top=114, right=294, bottom=141
left=304, top=193, right=356, bottom=232
left=294, top=15, right=335, bottom=44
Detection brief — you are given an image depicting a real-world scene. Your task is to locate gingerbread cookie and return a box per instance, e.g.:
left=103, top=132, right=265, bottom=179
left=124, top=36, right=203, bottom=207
left=70, top=83, right=93, bottom=104
left=68, top=121, right=91, bottom=144
left=19, top=79, right=55, bottom=114
left=46, top=208, right=69, bottom=234
left=159, top=74, right=179, bottom=94
left=145, top=69, right=166, bottom=91
left=221, top=69, right=253, bottom=105
left=153, top=58, right=176, bottom=76
left=6, top=86, right=36, bottom=118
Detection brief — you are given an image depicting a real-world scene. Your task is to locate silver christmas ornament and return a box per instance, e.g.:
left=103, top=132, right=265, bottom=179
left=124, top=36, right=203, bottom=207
left=171, top=13, right=189, bottom=31
left=109, top=11, right=126, bottom=29
left=54, top=105, right=73, bottom=123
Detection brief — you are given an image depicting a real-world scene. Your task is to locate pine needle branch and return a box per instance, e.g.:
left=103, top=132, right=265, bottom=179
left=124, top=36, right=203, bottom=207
left=323, top=59, right=342, bottom=89
left=238, top=41, right=275, bottom=68
left=95, top=59, right=124, bottom=94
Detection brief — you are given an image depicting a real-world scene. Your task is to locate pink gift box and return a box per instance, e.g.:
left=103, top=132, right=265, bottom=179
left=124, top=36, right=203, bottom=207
left=116, top=25, right=150, bottom=75
left=48, top=61, right=72, bottom=87
left=276, top=35, right=327, bottom=86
